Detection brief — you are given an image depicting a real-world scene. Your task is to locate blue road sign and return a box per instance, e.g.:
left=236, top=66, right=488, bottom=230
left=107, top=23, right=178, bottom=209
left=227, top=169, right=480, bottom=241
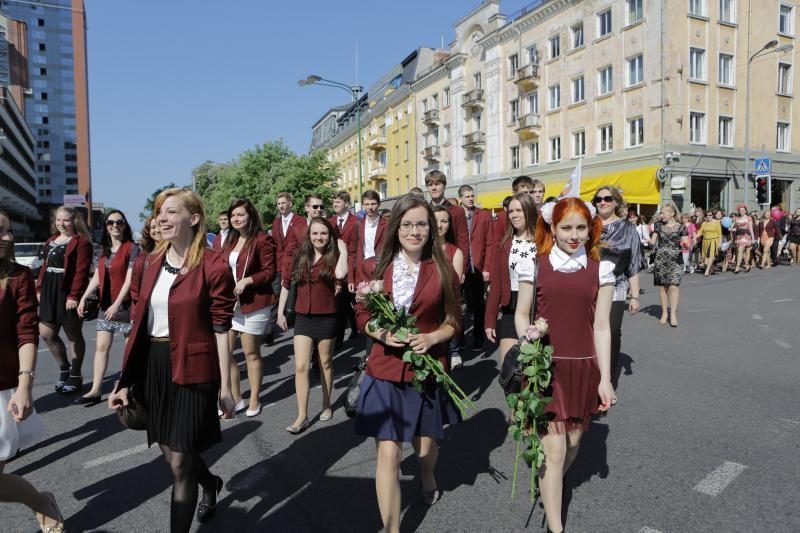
left=754, top=158, right=771, bottom=174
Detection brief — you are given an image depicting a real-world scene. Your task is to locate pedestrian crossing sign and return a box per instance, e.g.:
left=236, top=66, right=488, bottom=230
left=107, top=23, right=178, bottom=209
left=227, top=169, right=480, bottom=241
left=754, top=158, right=771, bottom=174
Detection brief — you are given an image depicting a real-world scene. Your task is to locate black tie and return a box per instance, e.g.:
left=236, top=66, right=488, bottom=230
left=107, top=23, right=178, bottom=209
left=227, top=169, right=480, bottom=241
left=338, top=218, right=344, bottom=231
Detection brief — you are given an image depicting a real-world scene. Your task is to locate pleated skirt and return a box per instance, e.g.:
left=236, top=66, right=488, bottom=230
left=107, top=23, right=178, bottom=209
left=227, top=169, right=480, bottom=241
left=542, top=356, right=601, bottom=435
left=294, top=313, right=337, bottom=340
left=144, top=342, right=221, bottom=453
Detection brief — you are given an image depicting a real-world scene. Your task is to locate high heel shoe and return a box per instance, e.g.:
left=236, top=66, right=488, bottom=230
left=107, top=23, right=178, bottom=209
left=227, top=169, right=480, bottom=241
left=196, top=476, right=223, bottom=523
left=36, top=491, right=65, bottom=533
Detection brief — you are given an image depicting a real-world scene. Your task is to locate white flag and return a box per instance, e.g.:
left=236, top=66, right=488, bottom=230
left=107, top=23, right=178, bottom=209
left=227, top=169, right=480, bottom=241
left=559, top=157, right=582, bottom=199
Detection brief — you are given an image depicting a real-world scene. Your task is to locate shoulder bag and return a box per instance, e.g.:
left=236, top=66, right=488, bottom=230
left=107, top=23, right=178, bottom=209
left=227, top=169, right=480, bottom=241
left=284, top=280, right=297, bottom=327
left=344, top=353, right=369, bottom=418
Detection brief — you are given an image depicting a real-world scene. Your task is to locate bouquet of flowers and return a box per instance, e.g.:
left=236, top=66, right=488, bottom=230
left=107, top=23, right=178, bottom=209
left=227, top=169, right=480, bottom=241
left=356, top=280, right=476, bottom=417
left=506, top=318, right=553, bottom=500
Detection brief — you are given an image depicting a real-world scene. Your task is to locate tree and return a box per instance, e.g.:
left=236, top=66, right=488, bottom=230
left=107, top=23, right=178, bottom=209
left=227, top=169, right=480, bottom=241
left=139, top=182, right=178, bottom=222
left=191, top=161, right=229, bottom=199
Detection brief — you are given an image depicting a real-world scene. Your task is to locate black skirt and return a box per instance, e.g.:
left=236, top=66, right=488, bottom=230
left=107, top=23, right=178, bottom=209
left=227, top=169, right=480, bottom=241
left=294, top=313, right=337, bottom=340
left=39, top=271, right=80, bottom=326
left=497, top=290, right=519, bottom=341
left=144, top=342, right=221, bottom=453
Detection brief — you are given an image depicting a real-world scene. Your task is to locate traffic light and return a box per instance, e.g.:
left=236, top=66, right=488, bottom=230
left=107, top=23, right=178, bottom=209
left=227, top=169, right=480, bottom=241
left=756, top=176, right=769, bottom=204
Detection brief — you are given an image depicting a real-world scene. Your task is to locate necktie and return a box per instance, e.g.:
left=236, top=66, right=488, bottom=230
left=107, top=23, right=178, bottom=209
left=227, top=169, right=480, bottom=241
left=466, top=211, right=474, bottom=273
left=338, top=218, right=344, bottom=231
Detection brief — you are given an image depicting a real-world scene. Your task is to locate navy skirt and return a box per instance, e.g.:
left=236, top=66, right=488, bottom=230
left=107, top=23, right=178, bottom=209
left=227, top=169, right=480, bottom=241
left=354, top=374, right=461, bottom=443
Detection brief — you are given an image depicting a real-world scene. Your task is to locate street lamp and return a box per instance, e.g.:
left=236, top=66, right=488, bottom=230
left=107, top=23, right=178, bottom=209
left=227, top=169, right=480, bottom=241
left=298, top=75, right=365, bottom=200
left=744, top=40, right=793, bottom=209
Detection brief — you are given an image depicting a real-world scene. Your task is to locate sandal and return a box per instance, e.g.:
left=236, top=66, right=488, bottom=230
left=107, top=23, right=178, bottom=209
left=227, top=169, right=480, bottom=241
left=36, top=491, right=65, bottom=533
left=54, top=367, right=70, bottom=393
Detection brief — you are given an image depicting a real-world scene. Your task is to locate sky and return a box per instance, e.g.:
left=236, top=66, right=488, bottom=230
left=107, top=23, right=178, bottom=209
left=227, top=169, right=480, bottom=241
left=85, top=0, right=531, bottom=229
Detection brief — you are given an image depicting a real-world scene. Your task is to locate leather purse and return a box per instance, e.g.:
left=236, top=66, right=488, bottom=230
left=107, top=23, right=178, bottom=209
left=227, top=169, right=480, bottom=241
left=497, top=342, right=524, bottom=394
left=284, top=280, right=297, bottom=327
left=344, top=354, right=368, bottom=418
left=82, top=292, right=100, bottom=321
left=116, top=384, right=148, bottom=431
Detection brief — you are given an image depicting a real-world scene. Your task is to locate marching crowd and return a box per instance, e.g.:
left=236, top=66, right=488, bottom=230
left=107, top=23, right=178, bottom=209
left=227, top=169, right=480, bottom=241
left=1, top=170, right=798, bottom=532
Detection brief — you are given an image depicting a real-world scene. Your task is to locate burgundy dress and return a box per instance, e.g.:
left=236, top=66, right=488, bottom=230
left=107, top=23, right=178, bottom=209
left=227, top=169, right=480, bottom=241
left=535, top=255, right=601, bottom=434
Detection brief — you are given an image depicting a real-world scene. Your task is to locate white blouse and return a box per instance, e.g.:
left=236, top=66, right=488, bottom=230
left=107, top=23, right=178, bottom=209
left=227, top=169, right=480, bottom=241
left=548, top=245, right=616, bottom=285
left=147, top=265, right=178, bottom=337
left=509, top=238, right=537, bottom=291
left=227, top=251, right=240, bottom=281
left=392, top=251, right=420, bottom=312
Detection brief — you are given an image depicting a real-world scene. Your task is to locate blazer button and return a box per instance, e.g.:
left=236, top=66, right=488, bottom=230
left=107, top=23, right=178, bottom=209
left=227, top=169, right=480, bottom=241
left=171, top=343, right=177, bottom=349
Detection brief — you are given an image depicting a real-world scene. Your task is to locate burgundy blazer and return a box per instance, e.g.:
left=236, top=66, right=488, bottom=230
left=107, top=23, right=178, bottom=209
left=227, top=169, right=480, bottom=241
left=355, top=256, right=460, bottom=383
left=117, top=250, right=235, bottom=388
left=484, top=237, right=514, bottom=330
left=444, top=200, right=470, bottom=268
left=37, top=234, right=93, bottom=301
left=466, top=207, right=492, bottom=273
left=758, top=220, right=781, bottom=239
left=129, top=253, right=146, bottom=324
left=97, top=241, right=135, bottom=305
left=287, top=258, right=338, bottom=315
left=279, top=216, right=309, bottom=281
left=353, top=216, right=388, bottom=285
left=485, top=211, right=508, bottom=279
left=329, top=214, right=358, bottom=284
left=0, top=264, right=38, bottom=390
left=221, top=232, right=277, bottom=312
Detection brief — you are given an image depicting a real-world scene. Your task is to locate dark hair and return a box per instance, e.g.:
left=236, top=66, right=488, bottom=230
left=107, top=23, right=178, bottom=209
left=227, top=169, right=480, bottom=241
left=334, top=190, right=351, bottom=204
left=0, top=208, right=14, bottom=290
left=511, top=175, right=534, bottom=192
left=225, top=198, right=264, bottom=251
left=407, top=187, right=425, bottom=199
left=432, top=204, right=456, bottom=245
left=100, top=210, right=133, bottom=257
left=140, top=215, right=157, bottom=253
left=424, top=169, right=447, bottom=186
left=458, top=184, right=474, bottom=197
left=218, top=211, right=228, bottom=217
left=594, top=185, right=626, bottom=217
left=362, top=189, right=381, bottom=203
left=304, top=193, right=323, bottom=205
left=502, top=196, right=513, bottom=210
left=292, top=217, right=339, bottom=288
left=373, top=195, right=461, bottom=332
left=502, top=193, right=538, bottom=246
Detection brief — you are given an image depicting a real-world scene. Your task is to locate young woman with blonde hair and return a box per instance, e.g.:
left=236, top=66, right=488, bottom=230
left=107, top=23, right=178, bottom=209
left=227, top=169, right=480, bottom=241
left=650, top=203, right=688, bottom=326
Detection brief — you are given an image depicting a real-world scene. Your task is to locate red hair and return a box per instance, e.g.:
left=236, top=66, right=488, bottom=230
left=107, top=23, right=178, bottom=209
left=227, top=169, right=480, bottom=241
left=535, top=197, right=603, bottom=261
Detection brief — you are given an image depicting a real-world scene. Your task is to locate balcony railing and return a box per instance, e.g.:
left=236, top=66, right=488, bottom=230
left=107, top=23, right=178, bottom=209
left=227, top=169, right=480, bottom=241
left=368, top=136, right=386, bottom=150
left=515, top=64, right=540, bottom=90
left=515, top=113, right=541, bottom=140
left=461, top=89, right=485, bottom=109
left=422, top=109, right=440, bottom=126
left=369, top=166, right=387, bottom=179
left=422, top=145, right=441, bottom=161
left=462, top=131, right=486, bottom=151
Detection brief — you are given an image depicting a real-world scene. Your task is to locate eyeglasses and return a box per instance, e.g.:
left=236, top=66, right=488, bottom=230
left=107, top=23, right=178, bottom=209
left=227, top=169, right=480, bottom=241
left=704, top=214, right=713, bottom=218
left=399, top=221, right=430, bottom=232
left=593, top=195, right=615, bottom=204
left=309, top=204, right=324, bottom=210
left=106, top=220, right=126, bottom=227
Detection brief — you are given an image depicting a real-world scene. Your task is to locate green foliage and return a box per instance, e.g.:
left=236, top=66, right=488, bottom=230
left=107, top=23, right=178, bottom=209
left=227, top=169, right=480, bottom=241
left=139, top=182, right=179, bottom=222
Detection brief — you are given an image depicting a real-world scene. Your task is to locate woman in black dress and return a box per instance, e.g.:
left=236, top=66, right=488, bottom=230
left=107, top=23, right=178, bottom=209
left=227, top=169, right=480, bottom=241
left=650, top=203, right=688, bottom=327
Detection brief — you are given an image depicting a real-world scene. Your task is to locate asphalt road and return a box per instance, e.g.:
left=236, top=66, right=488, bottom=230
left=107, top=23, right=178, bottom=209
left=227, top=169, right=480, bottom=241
left=2, top=266, right=799, bottom=532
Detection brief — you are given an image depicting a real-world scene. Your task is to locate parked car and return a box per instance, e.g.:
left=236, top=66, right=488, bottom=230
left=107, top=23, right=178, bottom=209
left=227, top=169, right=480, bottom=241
left=14, top=242, right=43, bottom=276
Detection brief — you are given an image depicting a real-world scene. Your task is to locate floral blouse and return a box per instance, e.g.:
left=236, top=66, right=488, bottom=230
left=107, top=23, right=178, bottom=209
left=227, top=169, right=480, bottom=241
left=508, top=238, right=537, bottom=291
left=392, top=251, right=420, bottom=313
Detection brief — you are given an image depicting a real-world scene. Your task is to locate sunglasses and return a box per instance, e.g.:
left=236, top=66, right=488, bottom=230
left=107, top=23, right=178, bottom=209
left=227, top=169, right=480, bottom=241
left=106, top=220, right=126, bottom=227
left=309, top=204, right=324, bottom=210
left=593, top=195, right=614, bottom=204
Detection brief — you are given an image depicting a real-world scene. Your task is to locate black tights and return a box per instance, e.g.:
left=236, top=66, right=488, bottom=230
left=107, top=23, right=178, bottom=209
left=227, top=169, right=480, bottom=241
left=159, top=444, right=215, bottom=533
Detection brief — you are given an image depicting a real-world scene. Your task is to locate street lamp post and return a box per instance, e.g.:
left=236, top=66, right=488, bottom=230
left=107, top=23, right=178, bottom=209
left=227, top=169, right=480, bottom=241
left=299, top=75, right=365, bottom=201
left=744, top=40, right=793, bottom=210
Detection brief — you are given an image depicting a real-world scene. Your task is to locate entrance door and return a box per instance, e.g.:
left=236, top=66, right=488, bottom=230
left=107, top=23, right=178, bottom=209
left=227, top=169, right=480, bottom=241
left=771, top=179, right=793, bottom=211
left=690, top=177, right=728, bottom=211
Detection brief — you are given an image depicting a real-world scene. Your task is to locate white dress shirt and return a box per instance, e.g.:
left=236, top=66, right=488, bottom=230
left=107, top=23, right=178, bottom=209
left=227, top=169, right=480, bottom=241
left=148, top=266, right=178, bottom=337
left=281, top=212, right=294, bottom=238
left=363, top=215, right=380, bottom=259
left=336, top=212, right=349, bottom=231
left=548, top=245, right=616, bottom=285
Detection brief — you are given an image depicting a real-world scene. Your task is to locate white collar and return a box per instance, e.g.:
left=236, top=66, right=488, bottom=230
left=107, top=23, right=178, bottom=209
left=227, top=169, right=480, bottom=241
left=549, top=244, right=587, bottom=271
left=365, top=215, right=380, bottom=227
left=337, top=212, right=349, bottom=222
left=431, top=198, right=447, bottom=207
left=282, top=212, right=293, bottom=221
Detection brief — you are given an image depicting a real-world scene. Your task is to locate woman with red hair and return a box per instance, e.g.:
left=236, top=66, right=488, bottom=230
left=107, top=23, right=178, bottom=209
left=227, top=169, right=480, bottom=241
left=534, top=197, right=616, bottom=533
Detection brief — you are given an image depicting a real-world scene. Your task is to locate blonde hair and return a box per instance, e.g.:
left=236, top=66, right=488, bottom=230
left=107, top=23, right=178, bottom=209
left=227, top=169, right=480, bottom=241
left=661, top=203, right=678, bottom=223
left=52, top=206, right=91, bottom=239
left=153, top=188, right=208, bottom=272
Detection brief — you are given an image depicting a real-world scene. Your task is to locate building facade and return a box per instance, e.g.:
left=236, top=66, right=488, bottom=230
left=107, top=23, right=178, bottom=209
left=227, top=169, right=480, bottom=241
left=0, top=0, right=92, bottom=216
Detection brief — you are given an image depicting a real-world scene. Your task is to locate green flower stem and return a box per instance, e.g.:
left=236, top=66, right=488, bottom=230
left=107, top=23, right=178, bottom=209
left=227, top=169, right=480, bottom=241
left=511, top=435, right=521, bottom=499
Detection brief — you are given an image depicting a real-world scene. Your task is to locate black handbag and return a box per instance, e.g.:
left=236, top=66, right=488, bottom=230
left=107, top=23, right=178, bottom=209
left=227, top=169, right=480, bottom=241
left=116, top=384, right=148, bottom=431
left=497, top=343, right=524, bottom=394
left=343, top=354, right=368, bottom=418
left=284, top=280, right=297, bottom=327
left=82, top=293, right=100, bottom=321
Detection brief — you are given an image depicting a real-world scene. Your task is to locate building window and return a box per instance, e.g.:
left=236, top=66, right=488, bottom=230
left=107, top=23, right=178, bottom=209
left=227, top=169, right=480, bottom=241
left=689, top=0, right=706, bottom=17
left=689, top=48, right=706, bottom=81
left=598, top=124, right=614, bottom=152
left=628, top=117, right=644, bottom=147
left=719, top=53, right=734, bottom=85
left=719, top=0, right=735, bottom=23
left=38, top=43, right=46, bottom=52
left=548, top=35, right=561, bottom=59
left=571, top=23, right=584, bottom=49
left=598, top=9, right=613, bottom=36
left=780, top=4, right=794, bottom=35
left=572, top=76, right=585, bottom=103
left=509, top=53, right=519, bottom=77
left=40, top=92, right=48, bottom=100
left=778, top=63, right=792, bottom=95
left=404, top=141, right=409, bottom=160
left=422, top=99, right=428, bottom=113
left=431, top=94, right=439, bottom=110
left=443, top=162, right=451, bottom=178
left=626, top=0, right=644, bottom=24
left=443, top=87, right=450, bottom=108
left=528, top=92, right=539, bottom=114
left=572, top=130, right=586, bottom=157
left=718, top=116, right=733, bottom=147
left=627, top=54, right=644, bottom=86
left=443, top=125, right=451, bottom=145
left=528, top=45, right=539, bottom=65
left=474, top=72, right=482, bottom=89
left=528, top=142, right=539, bottom=166
left=598, top=66, right=613, bottom=95
left=548, top=84, right=561, bottom=110
left=777, top=122, right=791, bottom=151
left=510, top=99, right=520, bottom=122
left=37, top=18, right=45, bottom=26
left=511, top=146, right=520, bottom=169
left=550, top=137, right=562, bottom=161
left=39, top=67, right=47, bottom=76
left=690, top=112, right=706, bottom=143
left=475, top=153, right=483, bottom=174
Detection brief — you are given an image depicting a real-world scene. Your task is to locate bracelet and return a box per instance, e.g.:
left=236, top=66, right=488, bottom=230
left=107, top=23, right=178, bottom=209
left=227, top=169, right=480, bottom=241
left=18, top=369, right=35, bottom=380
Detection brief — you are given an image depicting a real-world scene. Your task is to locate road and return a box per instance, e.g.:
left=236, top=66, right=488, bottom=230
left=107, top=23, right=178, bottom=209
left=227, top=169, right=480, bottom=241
left=2, top=266, right=799, bottom=532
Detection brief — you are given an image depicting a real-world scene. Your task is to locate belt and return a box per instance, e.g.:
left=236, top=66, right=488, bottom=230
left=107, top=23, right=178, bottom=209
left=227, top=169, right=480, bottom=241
left=46, top=267, right=65, bottom=273
left=150, top=336, right=170, bottom=343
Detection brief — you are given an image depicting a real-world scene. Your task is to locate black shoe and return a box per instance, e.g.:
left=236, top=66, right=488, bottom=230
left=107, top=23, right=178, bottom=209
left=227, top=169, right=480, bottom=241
left=334, top=339, right=343, bottom=350
left=74, top=394, right=102, bottom=406
left=54, top=366, right=70, bottom=392
left=196, top=476, right=223, bottom=523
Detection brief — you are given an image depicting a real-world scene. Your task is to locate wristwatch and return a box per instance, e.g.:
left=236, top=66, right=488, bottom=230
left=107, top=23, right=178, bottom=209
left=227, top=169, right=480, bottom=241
left=18, top=370, right=35, bottom=380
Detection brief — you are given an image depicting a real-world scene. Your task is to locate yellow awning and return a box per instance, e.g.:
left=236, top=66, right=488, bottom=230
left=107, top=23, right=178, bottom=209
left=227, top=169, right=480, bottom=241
left=476, top=165, right=661, bottom=209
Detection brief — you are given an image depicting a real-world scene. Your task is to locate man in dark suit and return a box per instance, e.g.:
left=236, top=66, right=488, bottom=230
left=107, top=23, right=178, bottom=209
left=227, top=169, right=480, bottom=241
left=425, top=170, right=469, bottom=272
left=211, top=211, right=230, bottom=251
left=330, top=190, right=359, bottom=348
left=459, top=184, right=492, bottom=350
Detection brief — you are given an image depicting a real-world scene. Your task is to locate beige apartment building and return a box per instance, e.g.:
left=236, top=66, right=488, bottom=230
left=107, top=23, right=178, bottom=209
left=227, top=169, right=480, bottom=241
left=409, top=0, right=800, bottom=214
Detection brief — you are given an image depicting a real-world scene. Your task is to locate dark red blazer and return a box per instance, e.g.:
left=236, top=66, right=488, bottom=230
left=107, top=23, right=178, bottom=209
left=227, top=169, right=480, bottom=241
left=285, top=258, right=338, bottom=315
left=279, top=216, right=309, bottom=282
left=353, top=216, right=388, bottom=285
left=0, top=264, right=38, bottom=390
left=485, top=210, right=508, bottom=279
left=37, top=234, right=93, bottom=301
left=129, top=253, right=146, bottom=324
left=355, top=256, right=460, bottom=383
left=329, top=214, right=358, bottom=284
left=97, top=241, right=135, bottom=305
left=484, top=237, right=514, bottom=330
left=465, top=207, right=492, bottom=273
left=117, top=250, right=235, bottom=388
left=211, top=231, right=230, bottom=252
left=221, top=232, right=277, bottom=312
left=758, top=220, right=782, bottom=239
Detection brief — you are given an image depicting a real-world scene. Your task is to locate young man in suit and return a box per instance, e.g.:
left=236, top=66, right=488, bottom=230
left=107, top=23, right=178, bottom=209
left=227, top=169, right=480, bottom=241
left=211, top=212, right=230, bottom=251
left=353, top=190, right=387, bottom=288
left=329, top=190, right=359, bottom=348
left=459, top=184, right=492, bottom=350
left=281, top=194, right=325, bottom=284
left=425, top=170, right=469, bottom=271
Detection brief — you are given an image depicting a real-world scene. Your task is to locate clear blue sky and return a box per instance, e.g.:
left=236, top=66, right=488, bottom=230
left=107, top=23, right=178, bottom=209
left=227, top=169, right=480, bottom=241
left=86, top=0, right=530, bottom=229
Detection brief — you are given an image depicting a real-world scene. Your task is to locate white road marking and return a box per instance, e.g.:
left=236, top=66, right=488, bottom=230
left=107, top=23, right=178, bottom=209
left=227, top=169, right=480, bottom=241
left=752, top=314, right=762, bottom=320
left=686, top=308, right=711, bottom=313
left=758, top=324, right=771, bottom=332
left=774, top=339, right=793, bottom=350
left=780, top=418, right=800, bottom=430
left=639, top=528, right=665, bottom=533
left=83, top=443, right=150, bottom=469
left=693, top=461, right=747, bottom=496
left=773, top=298, right=793, bottom=303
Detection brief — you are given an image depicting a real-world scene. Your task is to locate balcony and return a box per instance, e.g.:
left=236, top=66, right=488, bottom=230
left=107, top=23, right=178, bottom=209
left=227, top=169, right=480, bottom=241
left=461, top=89, right=485, bottom=110
left=368, top=136, right=386, bottom=151
left=368, top=166, right=387, bottom=179
left=515, top=113, right=541, bottom=140
left=515, top=63, right=540, bottom=91
left=422, top=109, right=440, bottom=126
left=422, top=145, right=441, bottom=161
left=462, top=131, right=486, bottom=152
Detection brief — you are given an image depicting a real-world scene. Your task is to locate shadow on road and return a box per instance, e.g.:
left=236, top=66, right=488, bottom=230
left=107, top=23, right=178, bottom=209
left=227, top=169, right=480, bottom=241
left=562, top=418, right=610, bottom=528
left=611, top=352, right=635, bottom=389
